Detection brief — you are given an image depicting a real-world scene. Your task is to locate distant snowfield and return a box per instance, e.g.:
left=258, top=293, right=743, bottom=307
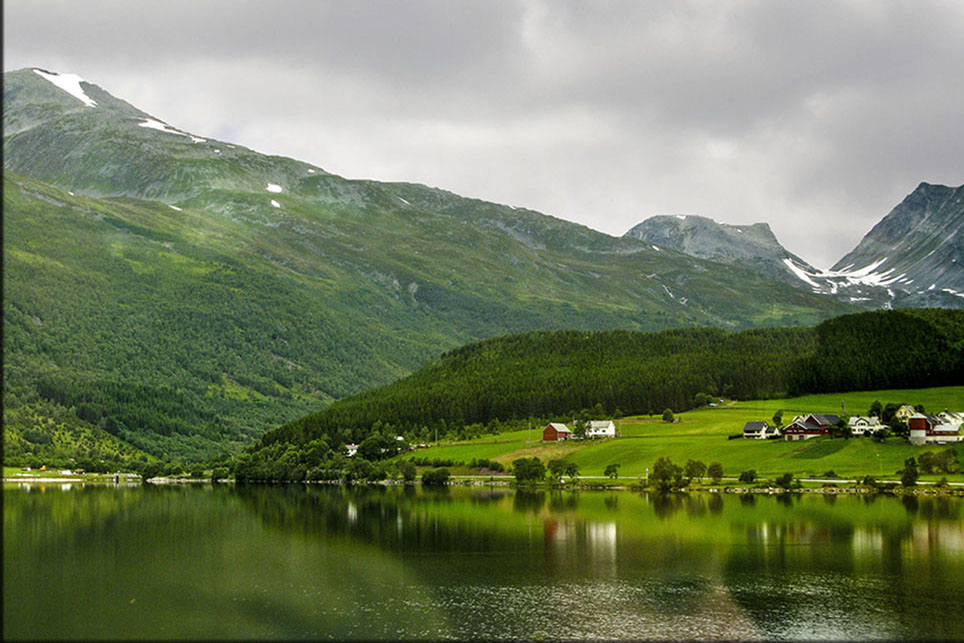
left=33, top=69, right=97, bottom=107
left=782, top=256, right=912, bottom=295
left=138, top=117, right=206, bottom=143
left=266, top=183, right=283, bottom=193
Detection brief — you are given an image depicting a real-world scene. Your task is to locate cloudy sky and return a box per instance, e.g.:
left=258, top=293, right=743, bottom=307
left=5, top=0, right=963, bottom=268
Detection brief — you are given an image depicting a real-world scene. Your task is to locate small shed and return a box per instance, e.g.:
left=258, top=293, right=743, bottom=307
left=543, top=423, right=573, bottom=442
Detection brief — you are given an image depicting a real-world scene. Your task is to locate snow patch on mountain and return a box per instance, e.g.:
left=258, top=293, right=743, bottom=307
left=782, top=258, right=821, bottom=288
left=138, top=118, right=205, bottom=143
left=33, top=69, right=97, bottom=107
left=266, top=183, right=283, bottom=193
left=270, top=199, right=281, bottom=208
left=782, top=256, right=913, bottom=293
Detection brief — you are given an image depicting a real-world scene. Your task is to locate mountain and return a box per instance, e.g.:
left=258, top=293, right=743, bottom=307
left=626, top=185, right=964, bottom=309
left=822, top=182, right=964, bottom=306
left=0, top=68, right=851, bottom=465
left=624, top=215, right=820, bottom=287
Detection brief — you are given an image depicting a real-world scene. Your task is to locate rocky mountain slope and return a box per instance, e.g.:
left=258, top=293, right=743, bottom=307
left=2, top=68, right=849, bottom=463
left=624, top=215, right=821, bottom=288
left=626, top=185, right=964, bottom=309
left=823, top=182, right=964, bottom=306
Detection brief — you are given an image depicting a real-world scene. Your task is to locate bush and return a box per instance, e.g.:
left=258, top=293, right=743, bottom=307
left=775, top=472, right=794, bottom=489
left=421, top=467, right=450, bottom=486
left=211, top=467, right=229, bottom=482
left=662, top=409, right=675, bottom=423
left=707, top=462, right=724, bottom=483
left=399, top=460, right=417, bottom=482
left=512, top=457, right=545, bottom=483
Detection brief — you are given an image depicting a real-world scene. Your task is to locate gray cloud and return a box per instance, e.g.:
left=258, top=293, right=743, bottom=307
left=5, top=0, right=963, bottom=268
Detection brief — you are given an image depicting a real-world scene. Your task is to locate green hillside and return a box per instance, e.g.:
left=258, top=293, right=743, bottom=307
left=3, top=68, right=853, bottom=465
left=397, top=386, right=964, bottom=480
left=235, top=309, right=963, bottom=481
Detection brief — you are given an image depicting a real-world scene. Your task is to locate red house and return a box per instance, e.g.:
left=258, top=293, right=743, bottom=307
left=782, top=413, right=841, bottom=441
left=543, top=423, right=572, bottom=442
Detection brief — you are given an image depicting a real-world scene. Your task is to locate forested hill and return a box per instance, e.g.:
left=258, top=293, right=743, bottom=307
left=258, top=308, right=964, bottom=455
left=260, top=326, right=816, bottom=450
left=787, top=308, right=964, bottom=394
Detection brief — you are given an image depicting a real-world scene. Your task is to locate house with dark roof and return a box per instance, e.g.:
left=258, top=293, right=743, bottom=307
left=743, top=421, right=772, bottom=440
left=804, top=414, right=841, bottom=429
left=783, top=419, right=825, bottom=441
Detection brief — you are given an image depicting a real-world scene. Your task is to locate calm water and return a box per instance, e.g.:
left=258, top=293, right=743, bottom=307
left=4, top=483, right=964, bottom=641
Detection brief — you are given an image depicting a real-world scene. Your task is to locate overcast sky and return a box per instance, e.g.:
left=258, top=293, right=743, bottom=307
left=5, top=0, right=963, bottom=268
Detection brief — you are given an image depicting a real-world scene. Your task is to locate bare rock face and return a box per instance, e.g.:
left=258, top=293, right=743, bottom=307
left=624, top=214, right=820, bottom=288
left=830, top=183, right=964, bottom=307
left=625, top=184, right=964, bottom=309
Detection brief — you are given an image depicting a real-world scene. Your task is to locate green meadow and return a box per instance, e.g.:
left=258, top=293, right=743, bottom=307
left=399, top=386, right=964, bottom=480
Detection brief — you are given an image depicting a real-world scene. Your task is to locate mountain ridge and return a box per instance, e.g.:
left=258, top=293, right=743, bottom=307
left=6, top=66, right=962, bottom=469
left=4, top=67, right=852, bottom=464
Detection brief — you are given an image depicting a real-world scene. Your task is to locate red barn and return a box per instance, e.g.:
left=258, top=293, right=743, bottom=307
left=543, top=423, right=572, bottom=442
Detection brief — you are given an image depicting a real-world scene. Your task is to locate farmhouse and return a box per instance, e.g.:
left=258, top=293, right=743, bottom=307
left=782, top=413, right=840, bottom=441
left=742, top=421, right=778, bottom=440
left=585, top=420, right=616, bottom=438
left=848, top=416, right=882, bottom=436
left=938, top=410, right=964, bottom=424
left=894, top=405, right=919, bottom=423
left=543, top=423, right=573, bottom=442
left=908, top=413, right=963, bottom=446
left=782, top=419, right=825, bottom=441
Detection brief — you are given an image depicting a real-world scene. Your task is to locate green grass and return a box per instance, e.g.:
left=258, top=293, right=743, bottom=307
left=398, top=386, right=964, bottom=480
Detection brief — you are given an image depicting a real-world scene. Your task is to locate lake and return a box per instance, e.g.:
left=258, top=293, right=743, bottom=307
left=4, top=483, right=963, bottom=640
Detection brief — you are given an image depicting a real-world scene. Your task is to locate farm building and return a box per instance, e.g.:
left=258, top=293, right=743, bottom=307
left=894, top=405, right=919, bottom=423
left=585, top=420, right=616, bottom=438
left=742, top=422, right=778, bottom=440
left=908, top=413, right=963, bottom=446
left=783, top=413, right=840, bottom=441
left=543, top=423, right=573, bottom=442
left=848, top=416, right=882, bottom=436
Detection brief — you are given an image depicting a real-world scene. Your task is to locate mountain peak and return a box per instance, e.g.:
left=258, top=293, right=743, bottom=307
left=825, top=181, right=964, bottom=305
left=623, top=213, right=816, bottom=287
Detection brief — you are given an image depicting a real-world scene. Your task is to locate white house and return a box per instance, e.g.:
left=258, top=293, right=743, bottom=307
left=848, top=416, right=882, bottom=436
left=585, top=420, right=616, bottom=438
left=345, top=443, right=359, bottom=457
left=742, top=421, right=771, bottom=440
left=937, top=410, right=964, bottom=424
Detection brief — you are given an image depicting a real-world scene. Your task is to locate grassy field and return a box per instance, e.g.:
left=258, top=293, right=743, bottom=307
left=399, top=386, right=964, bottom=480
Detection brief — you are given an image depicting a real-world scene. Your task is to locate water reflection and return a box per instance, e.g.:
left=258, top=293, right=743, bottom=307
left=4, top=484, right=964, bottom=641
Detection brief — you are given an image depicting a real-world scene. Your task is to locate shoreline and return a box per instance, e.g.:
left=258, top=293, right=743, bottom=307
left=10, top=476, right=962, bottom=496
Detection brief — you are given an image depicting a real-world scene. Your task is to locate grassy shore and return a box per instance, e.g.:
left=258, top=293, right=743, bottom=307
left=398, top=386, right=964, bottom=481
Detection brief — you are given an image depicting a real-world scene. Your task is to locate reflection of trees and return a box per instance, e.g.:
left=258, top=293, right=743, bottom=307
left=739, top=494, right=756, bottom=507
left=721, top=494, right=964, bottom=639
left=513, top=490, right=546, bottom=514
left=901, top=495, right=919, bottom=515
left=548, top=490, right=579, bottom=512
left=708, top=494, right=724, bottom=515
left=652, top=492, right=685, bottom=519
